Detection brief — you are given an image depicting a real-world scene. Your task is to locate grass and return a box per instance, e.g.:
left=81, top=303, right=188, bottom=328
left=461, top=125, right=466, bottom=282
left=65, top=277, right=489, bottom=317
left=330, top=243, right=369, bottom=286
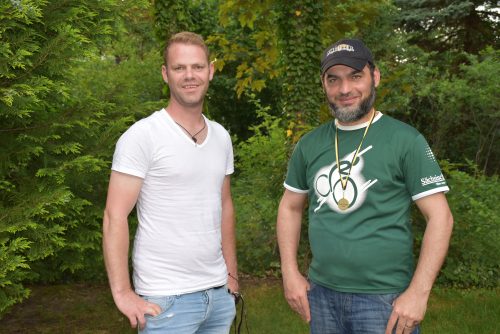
left=1, top=280, right=498, bottom=333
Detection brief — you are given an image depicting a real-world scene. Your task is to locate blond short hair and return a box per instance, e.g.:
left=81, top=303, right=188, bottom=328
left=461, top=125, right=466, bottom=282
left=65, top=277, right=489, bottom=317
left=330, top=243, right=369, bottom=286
left=163, top=31, right=210, bottom=65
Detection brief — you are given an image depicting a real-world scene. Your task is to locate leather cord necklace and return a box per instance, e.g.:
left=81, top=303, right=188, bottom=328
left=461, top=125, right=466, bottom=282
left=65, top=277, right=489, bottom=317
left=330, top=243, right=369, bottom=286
left=175, top=118, right=206, bottom=143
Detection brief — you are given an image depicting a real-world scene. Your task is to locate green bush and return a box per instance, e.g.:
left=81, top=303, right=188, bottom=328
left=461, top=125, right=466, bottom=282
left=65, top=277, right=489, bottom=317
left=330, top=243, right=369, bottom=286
left=439, top=168, right=499, bottom=288
left=232, top=98, right=290, bottom=276
left=0, top=0, right=163, bottom=315
left=0, top=0, right=118, bottom=315
left=412, top=164, right=499, bottom=288
left=232, top=95, right=313, bottom=277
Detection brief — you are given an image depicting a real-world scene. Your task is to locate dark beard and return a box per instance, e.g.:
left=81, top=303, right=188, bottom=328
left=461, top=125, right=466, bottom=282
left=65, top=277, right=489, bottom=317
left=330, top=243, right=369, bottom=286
left=329, top=83, right=376, bottom=123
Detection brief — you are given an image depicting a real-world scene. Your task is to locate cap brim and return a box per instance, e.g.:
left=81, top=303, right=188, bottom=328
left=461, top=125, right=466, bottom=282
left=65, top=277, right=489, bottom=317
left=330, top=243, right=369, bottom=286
left=321, top=57, right=368, bottom=75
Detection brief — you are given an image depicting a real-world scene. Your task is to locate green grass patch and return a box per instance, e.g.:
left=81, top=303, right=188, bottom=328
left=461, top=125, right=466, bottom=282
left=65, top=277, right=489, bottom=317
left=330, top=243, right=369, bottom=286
left=0, top=280, right=498, bottom=333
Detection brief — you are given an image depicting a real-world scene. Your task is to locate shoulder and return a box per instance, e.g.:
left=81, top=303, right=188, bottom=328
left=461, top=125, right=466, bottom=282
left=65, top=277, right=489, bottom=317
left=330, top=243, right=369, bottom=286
left=118, top=111, right=161, bottom=144
left=207, top=117, right=231, bottom=140
left=379, top=114, right=419, bottom=134
left=207, top=117, right=229, bottom=132
left=378, top=114, right=421, bottom=142
left=298, top=121, right=333, bottom=146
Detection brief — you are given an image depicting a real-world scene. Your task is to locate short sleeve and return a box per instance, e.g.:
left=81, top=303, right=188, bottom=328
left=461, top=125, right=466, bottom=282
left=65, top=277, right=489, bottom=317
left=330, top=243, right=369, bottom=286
left=225, top=131, right=234, bottom=175
left=404, top=134, right=449, bottom=201
left=284, top=141, right=309, bottom=193
left=111, top=122, right=153, bottom=179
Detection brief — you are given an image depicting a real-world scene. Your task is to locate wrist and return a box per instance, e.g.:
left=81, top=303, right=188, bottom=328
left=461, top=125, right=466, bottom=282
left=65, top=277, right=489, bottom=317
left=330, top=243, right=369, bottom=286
left=406, top=281, right=433, bottom=298
left=228, top=272, right=239, bottom=282
left=281, top=264, right=301, bottom=277
left=111, top=285, right=133, bottom=299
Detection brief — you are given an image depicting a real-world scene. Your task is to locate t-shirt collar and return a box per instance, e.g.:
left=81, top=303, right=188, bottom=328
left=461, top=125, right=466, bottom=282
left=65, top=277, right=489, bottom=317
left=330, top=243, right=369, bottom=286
left=335, top=111, right=383, bottom=131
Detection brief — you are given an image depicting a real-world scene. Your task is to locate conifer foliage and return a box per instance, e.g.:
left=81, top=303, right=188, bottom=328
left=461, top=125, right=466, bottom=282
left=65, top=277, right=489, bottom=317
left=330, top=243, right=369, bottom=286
left=0, top=0, right=117, bottom=314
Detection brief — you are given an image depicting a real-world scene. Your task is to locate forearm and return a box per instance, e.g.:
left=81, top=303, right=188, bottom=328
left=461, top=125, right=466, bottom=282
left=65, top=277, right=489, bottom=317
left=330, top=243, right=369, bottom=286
left=408, top=212, right=453, bottom=295
left=103, top=210, right=133, bottom=298
left=221, top=204, right=238, bottom=278
left=220, top=175, right=238, bottom=280
left=277, top=203, right=303, bottom=276
left=277, top=191, right=310, bottom=321
left=386, top=194, right=454, bottom=332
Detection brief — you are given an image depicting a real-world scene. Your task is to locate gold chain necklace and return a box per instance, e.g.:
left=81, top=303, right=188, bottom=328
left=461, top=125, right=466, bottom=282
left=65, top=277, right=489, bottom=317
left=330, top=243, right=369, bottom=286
left=334, top=110, right=376, bottom=210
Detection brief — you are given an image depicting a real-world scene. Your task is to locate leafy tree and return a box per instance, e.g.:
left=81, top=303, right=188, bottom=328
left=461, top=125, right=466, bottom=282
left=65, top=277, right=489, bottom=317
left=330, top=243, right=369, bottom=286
left=208, top=0, right=280, bottom=97
left=0, top=0, right=163, bottom=315
left=107, top=0, right=158, bottom=62
left=153, top=0, right=219, bottom=50
left=277, top=0, right=324, bottom=127
left=425, top=49, right=499, bottom=174
left=375, top=40, right=499, bottom=175
left=153, top=0, right=194, bottom=45
left=394, top=0, right=499, bottom=67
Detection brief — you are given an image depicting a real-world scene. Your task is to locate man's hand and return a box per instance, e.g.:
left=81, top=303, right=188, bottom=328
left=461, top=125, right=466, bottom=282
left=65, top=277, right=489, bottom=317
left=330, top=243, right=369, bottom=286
left=385, top=288, right=428, bottom=334
left=283, top=271, right=311, bottom=322
left=114, top=289, right=162, bottom=330
left=227, top=275, right=239, bottom=296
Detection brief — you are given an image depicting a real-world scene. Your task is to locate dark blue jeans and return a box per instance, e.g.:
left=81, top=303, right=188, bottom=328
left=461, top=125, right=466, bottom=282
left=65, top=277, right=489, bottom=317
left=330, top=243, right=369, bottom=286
left=307, top=281, right=420, bottom=334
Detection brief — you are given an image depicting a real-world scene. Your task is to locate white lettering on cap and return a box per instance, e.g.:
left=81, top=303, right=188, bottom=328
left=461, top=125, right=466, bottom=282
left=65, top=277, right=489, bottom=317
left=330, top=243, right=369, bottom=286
left=326, top=44, right=355, bottom=57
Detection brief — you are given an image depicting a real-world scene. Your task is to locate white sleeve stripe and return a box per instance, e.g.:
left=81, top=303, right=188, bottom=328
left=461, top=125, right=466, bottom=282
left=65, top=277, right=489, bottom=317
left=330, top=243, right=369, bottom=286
left=284, top=183, right=309, bottom=194
left=412, top=186, right=450, bottom=201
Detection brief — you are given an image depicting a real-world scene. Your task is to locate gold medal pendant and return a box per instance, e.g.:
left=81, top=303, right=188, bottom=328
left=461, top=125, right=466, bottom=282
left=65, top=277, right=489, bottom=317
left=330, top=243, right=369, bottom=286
left=334, top=110, right=377, bottom=213
left=338, top=198, right=350, bottom=210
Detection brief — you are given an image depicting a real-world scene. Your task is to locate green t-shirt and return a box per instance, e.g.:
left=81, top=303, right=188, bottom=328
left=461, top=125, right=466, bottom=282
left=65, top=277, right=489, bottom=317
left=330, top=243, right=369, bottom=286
left=284, top=113, right=449, bottom=293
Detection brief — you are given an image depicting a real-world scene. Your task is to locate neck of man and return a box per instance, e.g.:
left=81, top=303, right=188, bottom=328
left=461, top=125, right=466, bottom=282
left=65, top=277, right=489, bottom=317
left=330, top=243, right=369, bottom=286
left=336, top=108, right=377, bottom=127
left=166, top=101, right=205, bottom=129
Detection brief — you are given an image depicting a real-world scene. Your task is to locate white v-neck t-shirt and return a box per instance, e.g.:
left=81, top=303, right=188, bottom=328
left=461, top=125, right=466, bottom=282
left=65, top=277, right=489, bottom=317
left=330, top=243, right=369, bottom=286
left=112, top=109, right=234, bottom=296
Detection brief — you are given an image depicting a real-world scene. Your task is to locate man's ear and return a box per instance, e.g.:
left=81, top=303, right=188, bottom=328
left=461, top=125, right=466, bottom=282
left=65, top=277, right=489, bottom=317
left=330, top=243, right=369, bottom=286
left=209, top=61, right=215, bottom=81
left=161, top=64, right=168, bottom=84
left=320, top=75, right=326, bottom=93
left=373, top=67, right=381, bottom=88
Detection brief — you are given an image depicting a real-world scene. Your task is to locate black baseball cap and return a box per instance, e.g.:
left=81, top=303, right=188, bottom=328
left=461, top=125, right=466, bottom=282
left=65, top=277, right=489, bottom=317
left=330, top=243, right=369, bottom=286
left=321, top=39, right=374, bottom=76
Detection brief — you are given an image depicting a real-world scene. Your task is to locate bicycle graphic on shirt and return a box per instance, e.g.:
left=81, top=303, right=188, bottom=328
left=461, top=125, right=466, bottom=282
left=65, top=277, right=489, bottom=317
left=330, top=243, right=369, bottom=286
left=314, top=146, right=377, bottom=214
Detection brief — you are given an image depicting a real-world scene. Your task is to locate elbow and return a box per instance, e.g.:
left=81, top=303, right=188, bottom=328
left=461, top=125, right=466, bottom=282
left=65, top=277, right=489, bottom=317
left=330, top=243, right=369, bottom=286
left=103, top=208, right=112, bottom=231
left=447, top=211, right=454, bottom=231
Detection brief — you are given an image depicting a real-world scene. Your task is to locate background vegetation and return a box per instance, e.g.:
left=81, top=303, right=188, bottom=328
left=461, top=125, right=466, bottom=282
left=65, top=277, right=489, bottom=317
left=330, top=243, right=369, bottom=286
left=1, top=0, right=498, bottom=316
left=2, top=281, right=499, bottom=333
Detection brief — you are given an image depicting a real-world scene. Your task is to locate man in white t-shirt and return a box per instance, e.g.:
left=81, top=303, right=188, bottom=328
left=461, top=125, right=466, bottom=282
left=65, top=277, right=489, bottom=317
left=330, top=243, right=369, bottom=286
left=103, top=31, right=238, bottom=333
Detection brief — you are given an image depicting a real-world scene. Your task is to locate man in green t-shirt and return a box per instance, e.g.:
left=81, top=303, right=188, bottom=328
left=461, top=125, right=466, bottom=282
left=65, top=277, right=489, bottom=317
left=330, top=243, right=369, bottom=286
left=277, top=38, right=454, bottom=334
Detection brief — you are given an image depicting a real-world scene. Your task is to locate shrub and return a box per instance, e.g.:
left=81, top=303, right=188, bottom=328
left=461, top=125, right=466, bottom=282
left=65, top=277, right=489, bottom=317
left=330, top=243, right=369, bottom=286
left=232, top=97, right=290, bottom=276
left=439, top=168, right=499, bottom=288
left=412, top=164, right=499, bottom=288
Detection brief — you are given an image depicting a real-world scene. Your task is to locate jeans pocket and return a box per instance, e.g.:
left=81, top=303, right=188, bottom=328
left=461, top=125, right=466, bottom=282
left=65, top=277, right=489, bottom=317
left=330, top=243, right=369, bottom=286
left=376, top=292, right=401, bottom=307
left=307, top=280, right=317, bottom=295
left=142, top=295, right=176, bottom=321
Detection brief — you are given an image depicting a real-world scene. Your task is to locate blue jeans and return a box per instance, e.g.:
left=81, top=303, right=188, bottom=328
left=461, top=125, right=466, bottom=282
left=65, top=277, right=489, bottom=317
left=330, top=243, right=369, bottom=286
left=307, top=281, right=420, bottom=334
left=139, top=285, right=236, bottom=334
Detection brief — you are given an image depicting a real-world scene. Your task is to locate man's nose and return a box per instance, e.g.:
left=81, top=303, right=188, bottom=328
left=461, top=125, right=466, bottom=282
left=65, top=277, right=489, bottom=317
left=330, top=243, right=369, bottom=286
left=339, top=79, right=352, bottom=94
left=184, top=67, right=194, bottom=79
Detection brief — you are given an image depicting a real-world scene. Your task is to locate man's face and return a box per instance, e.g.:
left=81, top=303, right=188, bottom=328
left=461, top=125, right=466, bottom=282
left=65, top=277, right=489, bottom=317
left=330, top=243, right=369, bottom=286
left=162, top=43, right=213, bottom=109
left=322, top=64, right=380, bottom=124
